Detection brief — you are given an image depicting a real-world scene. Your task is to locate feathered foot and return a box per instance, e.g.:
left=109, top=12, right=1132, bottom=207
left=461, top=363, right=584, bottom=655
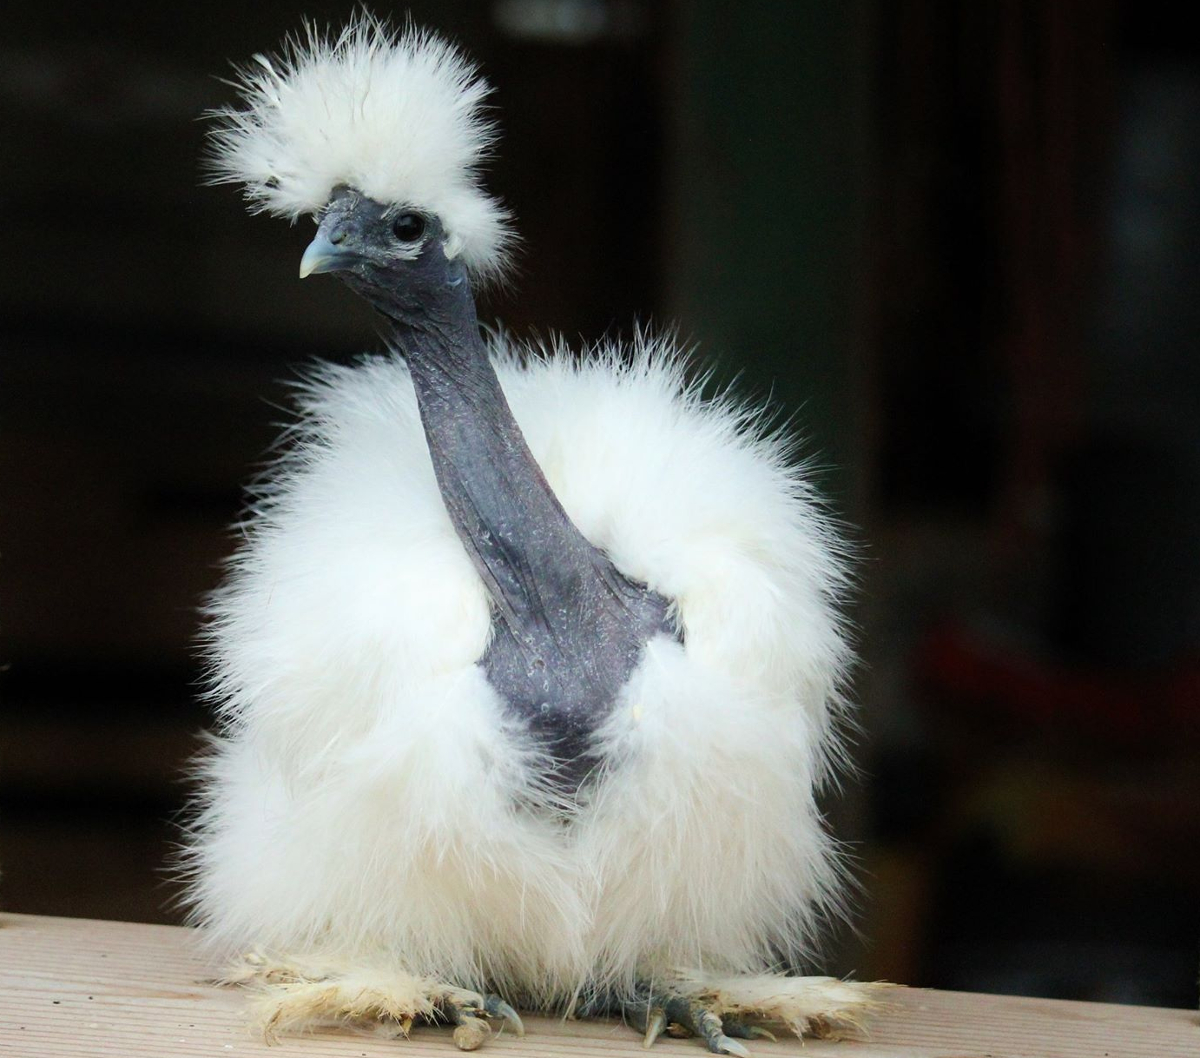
left=624, top=974, right=891, bottom=1055
left=222, top=951, right=524, bottom=1050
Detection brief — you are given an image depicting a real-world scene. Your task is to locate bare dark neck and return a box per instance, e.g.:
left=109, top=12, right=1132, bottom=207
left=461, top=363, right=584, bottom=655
left=380, top=277, right=675, bottom=792
left=386, top=292, right=620, bottom=644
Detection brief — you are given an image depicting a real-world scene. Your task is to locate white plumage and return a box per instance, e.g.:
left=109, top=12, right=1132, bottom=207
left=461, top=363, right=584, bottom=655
left=185, top=17, right=878, bottom=1051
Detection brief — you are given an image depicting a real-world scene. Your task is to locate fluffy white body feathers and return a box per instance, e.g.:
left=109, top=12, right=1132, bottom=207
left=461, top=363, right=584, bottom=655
left=187, top=339, right=852, bottom=1003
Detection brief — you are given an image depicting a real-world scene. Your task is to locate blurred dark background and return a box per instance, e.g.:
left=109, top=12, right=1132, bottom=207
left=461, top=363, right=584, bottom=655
left=2, top=0, right=1197, bottom=1009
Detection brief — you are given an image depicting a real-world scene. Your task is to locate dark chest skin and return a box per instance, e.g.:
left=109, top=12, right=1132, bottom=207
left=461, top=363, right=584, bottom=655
left=347, top=239, right=677, bottom=795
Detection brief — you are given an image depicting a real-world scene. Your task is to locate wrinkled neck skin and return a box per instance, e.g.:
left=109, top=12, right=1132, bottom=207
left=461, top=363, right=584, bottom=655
left=348, top=253, right=676, bottom=797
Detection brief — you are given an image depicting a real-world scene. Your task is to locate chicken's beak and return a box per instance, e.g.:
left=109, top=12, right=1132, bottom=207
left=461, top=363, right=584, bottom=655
left=299, top=229, right=358, bottom=278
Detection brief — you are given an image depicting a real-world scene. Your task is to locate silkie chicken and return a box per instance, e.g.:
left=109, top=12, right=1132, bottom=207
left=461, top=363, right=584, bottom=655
left=183, top=15, right=882, bottom=1054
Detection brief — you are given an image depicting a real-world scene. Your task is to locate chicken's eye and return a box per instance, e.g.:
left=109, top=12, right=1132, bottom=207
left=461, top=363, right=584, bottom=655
left=391, top=212, right=426, bottom=242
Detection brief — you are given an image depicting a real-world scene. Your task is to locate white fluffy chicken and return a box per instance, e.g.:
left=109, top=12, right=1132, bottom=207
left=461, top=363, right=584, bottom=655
left=185, top=16, right=879, bottom=1054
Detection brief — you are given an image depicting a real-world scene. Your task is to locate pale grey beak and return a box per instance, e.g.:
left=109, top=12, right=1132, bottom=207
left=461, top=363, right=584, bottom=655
left=299, top=230, right=357, bottom=278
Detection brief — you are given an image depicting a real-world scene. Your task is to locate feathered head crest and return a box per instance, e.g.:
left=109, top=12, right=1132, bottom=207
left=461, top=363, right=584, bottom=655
left=207, top=15, right=513, bottom=283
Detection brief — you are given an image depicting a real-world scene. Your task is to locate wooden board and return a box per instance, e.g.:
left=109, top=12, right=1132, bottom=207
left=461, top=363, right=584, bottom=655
left=0, top=913, right=1195, bottom=1057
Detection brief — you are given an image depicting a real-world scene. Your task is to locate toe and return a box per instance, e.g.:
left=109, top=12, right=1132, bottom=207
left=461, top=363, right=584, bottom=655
left=662, top=996, right=752, bottom=1056
left=452, top=1016, right=492, bottom=1051
left=722, top=1020, right=776, bottom=1043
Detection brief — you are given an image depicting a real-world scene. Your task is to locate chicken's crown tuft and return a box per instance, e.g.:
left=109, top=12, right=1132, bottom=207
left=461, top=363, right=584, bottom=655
left=207, top=14, right=514, bottom=284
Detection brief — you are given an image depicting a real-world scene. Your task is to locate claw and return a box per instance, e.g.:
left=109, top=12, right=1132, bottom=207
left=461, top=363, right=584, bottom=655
left=712, top=1035, right=751, bottom=1057
left=642, top=1006, right=667, bottom=1049
left=483, top=995, right=525, bottom=1036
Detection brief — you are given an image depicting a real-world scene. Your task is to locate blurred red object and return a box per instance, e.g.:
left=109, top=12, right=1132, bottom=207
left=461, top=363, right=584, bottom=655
left=918, top=621, right=1200, bottom=748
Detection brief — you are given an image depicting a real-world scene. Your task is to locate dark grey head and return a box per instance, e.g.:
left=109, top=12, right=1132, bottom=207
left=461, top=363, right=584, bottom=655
left=300, top=186, right=472, bottom=324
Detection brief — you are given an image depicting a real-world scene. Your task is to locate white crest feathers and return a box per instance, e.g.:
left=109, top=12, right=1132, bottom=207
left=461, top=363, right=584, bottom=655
left=207, top=16, right=513, bottom=282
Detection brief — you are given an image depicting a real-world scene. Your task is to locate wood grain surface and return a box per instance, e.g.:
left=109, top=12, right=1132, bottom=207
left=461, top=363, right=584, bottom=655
left=0, top=914, right=1195, bottom=1057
